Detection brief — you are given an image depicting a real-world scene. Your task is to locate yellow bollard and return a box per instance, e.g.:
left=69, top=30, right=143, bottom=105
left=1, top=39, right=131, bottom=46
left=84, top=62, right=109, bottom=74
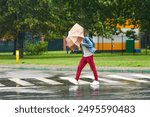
left=16, top=50, right=19, bottom=64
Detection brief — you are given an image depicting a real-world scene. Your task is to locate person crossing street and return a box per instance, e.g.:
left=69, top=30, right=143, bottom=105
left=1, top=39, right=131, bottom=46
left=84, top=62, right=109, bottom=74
left=71, top=36, right=99, bottom=85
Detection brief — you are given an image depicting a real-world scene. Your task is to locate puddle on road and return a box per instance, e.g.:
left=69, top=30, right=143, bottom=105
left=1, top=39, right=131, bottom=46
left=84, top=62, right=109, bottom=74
left=0, top=83, right=150, bottom=100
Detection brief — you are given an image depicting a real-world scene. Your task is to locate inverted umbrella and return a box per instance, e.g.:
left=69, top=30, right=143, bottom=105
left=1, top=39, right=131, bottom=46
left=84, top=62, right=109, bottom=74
left=66, top=23, right=84, bottom=50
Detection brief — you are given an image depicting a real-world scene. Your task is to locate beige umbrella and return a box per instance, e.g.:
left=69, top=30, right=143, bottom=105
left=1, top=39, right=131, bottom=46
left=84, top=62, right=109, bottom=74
left=66, top=23, right=84, bottom=51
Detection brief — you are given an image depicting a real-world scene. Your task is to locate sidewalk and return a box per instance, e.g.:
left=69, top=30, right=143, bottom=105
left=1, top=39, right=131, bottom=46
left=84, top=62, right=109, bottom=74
left=0, top=64, right=150, bottom=73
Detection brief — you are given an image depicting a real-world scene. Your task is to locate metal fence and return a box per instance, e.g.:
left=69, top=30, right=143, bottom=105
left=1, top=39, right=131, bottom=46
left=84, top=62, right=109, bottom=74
left=0, top=40, right=14, bottom=52
left=0, top=39, right=63, bottom=52
left=0, top=39, right=149, bottom=55
left=47, top=39, right=63, bottom=51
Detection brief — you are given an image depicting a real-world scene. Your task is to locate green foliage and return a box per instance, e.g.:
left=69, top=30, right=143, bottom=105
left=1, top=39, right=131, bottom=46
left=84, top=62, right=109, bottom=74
left=0, top=0, right=150, bottom=40
left=126, top=30, right=137, bottom=39
left=0, top=0, right=58, bottom=39
left=25, top=41, right=48, bottom=55
left=134, top=0, right=150, bottom=31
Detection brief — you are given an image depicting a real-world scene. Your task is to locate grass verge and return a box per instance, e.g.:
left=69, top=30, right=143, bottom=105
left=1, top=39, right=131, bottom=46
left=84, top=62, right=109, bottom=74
left=0, top=51, right=150, bottom=67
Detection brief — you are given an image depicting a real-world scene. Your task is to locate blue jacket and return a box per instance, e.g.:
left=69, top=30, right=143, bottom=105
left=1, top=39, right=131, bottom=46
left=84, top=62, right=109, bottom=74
left=81, top=37, right=96, bottom=53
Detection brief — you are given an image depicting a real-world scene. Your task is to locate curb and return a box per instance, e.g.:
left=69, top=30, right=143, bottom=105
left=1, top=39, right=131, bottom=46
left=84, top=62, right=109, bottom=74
left=0, top=64, right=150, bottom=73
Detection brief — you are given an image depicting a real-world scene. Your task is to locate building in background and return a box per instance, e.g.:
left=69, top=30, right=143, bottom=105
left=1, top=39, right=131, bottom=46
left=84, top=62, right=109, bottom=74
left=93, top=20, right=140, bottom=52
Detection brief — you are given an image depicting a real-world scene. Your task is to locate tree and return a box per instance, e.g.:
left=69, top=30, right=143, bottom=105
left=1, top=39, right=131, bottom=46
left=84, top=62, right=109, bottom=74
left=1, top=0, right=150, bottom=56
left=0, top=0, right=60, bottom=58
left=133, top=0, right=150, bottom=54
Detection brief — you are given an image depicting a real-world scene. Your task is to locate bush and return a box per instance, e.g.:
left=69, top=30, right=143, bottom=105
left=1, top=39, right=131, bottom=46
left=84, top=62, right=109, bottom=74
left=25, top=41, right=48, bottom=55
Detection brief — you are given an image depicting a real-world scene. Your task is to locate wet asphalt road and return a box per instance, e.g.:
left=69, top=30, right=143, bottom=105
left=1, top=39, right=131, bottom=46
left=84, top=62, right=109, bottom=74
left=0, top=68, right=150, bottom=100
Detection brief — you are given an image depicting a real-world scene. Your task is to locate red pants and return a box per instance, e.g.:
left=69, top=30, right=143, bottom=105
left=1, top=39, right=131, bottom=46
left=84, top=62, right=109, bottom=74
left=75, top=55, right=98, bottom=81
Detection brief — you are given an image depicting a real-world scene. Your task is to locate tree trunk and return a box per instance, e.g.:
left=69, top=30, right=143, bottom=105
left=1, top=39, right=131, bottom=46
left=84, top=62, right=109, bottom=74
left=13, top=38, right=17, bottom=55
left=16, top=31, right=24, bottom=58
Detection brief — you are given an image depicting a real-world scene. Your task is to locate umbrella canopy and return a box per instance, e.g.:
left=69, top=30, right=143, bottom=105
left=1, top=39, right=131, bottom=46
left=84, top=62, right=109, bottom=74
left=66, top=23, right=84, bottom=50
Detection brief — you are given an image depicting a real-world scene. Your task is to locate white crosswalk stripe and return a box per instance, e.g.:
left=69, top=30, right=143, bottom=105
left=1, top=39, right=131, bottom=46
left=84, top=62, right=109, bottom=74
left=107, top=75, right=148, bottom=83
left=131, top=74, right=150, bottom=79
left=59, top=77, right=90, bottom=85
left=0, top=73, right=150, bottom=88
left=9, top=78, right=34, bottom=86
left=0, top=83, right=5, bottom=87
left=35, top=77, right=63, bottom=85
left=82, top=75, right=125, bottom=84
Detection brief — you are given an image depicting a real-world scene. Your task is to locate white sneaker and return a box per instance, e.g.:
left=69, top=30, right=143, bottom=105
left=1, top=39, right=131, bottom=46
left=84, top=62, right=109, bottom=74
left=69, top=79, right=78, bottom=85
left=90, top=80, right=99, bottom=85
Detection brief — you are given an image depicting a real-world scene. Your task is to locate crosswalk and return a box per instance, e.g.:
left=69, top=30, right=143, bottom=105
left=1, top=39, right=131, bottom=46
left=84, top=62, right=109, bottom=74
left=9, top=78, right=34, bottom=86
left=59, top=77, right=90, bottom=85
left=82, top=75, right=123, bottom=84
left=0, top=73, right=150, bottom=87
left=107, top=74, right=148, bottom=83
left=0, top=83, right=5, bottom=87
left=35, top=77, right=63, bottom=85
left=131, top=74, right=150, bottom=79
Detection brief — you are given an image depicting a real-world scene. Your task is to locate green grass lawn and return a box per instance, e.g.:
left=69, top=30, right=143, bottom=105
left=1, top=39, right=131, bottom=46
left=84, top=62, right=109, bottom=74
left=0, top=51, right=150, bottom=67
